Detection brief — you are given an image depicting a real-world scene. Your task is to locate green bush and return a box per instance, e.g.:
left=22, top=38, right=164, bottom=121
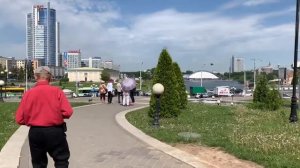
left=60, top=77, right=69, bottom=83
left=252, top=75, right=282, bottom=111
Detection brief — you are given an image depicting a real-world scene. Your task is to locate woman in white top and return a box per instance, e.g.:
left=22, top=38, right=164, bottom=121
left=116, top=82, right=123, bottom=104
left=106, top=80, right=113, bottom=104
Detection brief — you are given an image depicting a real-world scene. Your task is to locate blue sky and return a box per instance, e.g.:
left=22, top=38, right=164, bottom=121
left=0, top=0, right=297, bottom=72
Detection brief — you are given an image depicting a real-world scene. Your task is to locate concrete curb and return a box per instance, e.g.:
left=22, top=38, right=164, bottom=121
left=0, top=103, right=100, bottom=168
left=0, top=126, right=29, bottom=168
left=115, top=106, right=217, bottom=168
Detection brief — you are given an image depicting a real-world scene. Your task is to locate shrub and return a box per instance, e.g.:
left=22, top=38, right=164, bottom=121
left=252, top=75, right=282, bottom=110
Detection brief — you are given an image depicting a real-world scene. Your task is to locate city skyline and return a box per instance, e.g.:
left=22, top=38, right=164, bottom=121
left=0, top=0, right=297, bottom=72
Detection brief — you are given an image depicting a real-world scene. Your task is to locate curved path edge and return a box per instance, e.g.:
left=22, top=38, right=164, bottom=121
left=0, top=126, right=29, bottom=168
left=115, top=106, right=217, bottom=168
left=0, top=103, right=100, bottom=168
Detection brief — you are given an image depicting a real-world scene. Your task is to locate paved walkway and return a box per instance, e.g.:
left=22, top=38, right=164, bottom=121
left=17, top=97, right=206, bottom=168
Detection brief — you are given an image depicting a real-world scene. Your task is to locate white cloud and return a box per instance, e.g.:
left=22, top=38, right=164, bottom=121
left=0, top=0, right=296, bottom=72
left=220, top=0, right=280, bottom=10
left=243, top=0, right=279, bottom=6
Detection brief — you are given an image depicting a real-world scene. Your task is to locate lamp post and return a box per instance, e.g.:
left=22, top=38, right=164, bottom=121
left=277, top=65, right=281, bottom=95
left=251, top=59, right=256, bottom=90
left=243, top=59, right=247, bottom=93
left=152, top=83, right=164, bottom=128
left=4, top=70, right=11, bottom=98
left=139, top=62, right=143, bottom=91
left=200, top=71, right=203, bottom=87
left=290, top=0, right=300, bottom=123
left=0, top=80, right=4, bottom=102
left=200, top=64, right=206, bottom=87
left=4, top=69, right=7, bottom=98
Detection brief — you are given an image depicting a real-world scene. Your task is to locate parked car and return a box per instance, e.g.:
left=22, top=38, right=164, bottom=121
left=282, top=93, right=291, bottom=99
left=195, top=93, right=208, bottom=98
left=143, top=91, right=152, bottom=96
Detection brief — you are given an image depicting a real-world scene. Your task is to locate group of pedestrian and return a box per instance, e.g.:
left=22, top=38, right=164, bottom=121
left=98, top=80, right=114, bottom=104
left=98, top=79, right=135, bottom=106
left=120, top=87, right=136, bottom=106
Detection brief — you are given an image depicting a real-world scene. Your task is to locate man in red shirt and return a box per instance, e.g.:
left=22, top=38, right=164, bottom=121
left=16, top=66, right=73, bottom=168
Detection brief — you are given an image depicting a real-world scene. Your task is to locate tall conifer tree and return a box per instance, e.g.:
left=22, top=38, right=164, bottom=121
left=173, top=62, right=187, bottom=109
left=149, top=49, right=180, bottom=117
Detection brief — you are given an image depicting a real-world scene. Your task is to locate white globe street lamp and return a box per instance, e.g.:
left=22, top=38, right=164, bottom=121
left=152, top=83, right=164, bottom=127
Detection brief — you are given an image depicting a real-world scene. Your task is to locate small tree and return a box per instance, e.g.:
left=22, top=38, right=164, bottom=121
left=173, top=62, right=187, bottom=109
left=101, top=69, right=110, bottom=82
left=27, top=60, right=34, bottom=81
left=18, top=67, right=25, bottom=82
left=253, top=75, right=269, bottom=103
left=252, top=74, right=282, bottom=110
left=265, top=87, right=282, bottom=110
left=149, top=49, right=180, bottom=118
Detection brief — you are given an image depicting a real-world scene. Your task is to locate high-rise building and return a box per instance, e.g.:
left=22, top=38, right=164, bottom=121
left=63, top=50, right=81, bottom=69
left=231, top=56, right=244, bottom=72
left=26, top=2, right=59, bottom=66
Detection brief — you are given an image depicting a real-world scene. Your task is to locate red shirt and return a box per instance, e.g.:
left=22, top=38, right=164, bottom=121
left=16, top=80, right=73, bottom=126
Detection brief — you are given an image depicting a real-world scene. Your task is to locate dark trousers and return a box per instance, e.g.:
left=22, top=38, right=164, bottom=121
left=29, top=126, right=70, bottom=168
left=130, top=91, right=135, bottom=103
left=108, top=91, right=113, bottom=103
left=100, top=93, right=106, bottom=101
left=117, top=92, right=123, bottom=103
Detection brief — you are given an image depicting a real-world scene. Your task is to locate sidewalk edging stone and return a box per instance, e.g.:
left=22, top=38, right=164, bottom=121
left=0, top=103, right=100, bottom=168
left=0, top=126, right=29, bottom=168
left=115, top=106, right=218, bottom=168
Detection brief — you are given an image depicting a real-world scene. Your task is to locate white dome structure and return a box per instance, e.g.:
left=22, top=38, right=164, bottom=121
left=188, top=71, right=218, bottom=79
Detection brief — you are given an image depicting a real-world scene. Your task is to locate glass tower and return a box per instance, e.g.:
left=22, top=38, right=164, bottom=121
left=26, top=2, right=58, bottom=66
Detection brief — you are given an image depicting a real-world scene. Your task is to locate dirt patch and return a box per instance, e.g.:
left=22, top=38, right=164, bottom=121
left=174, top=144, right=263, bottom=168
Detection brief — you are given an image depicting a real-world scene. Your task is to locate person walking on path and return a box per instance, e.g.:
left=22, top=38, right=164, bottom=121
left=129, top=87, right=136, bottom=105
left=15, top=66, right=73, bottom=168
left=116, top=81, right=123, bottom=104
left=122, top=90, right=130, bottom=106
left=106, top=79, right=113, bottom=104
left=99, top=81, right=107, bottom=103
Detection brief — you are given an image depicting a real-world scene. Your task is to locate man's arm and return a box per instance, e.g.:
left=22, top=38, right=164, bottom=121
left=59, top=90, right=73, bottom=119
left=15, top=95, right=27, bottom=125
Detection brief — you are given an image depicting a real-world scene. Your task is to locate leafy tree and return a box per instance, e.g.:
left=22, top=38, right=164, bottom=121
left=0, top=64, right=3, bottom=72
left=18, top=67, right=25, bottom=82
left=122, top=69, right=154, bottom=80
left=101, top=69, right=110, bottom=82
left=252, top=74, right=282, bottom=110
left=26, top=60, right=34, bottom=81
left=253, top=75, right=269, bottom=103
left=265, top=87, right=282, bottom=110
left=10, top=67, right=18, bottom=79
left=149, top=49, right=180, bottom=118
left=173, top=62, right=187, bottom=109
left=185, top=70, right=193, bottom=74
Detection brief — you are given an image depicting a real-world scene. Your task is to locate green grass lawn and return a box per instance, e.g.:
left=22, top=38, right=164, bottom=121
left=126, top=103, right=300, bottom=168
left=0, top=102, right=91, bottom=150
